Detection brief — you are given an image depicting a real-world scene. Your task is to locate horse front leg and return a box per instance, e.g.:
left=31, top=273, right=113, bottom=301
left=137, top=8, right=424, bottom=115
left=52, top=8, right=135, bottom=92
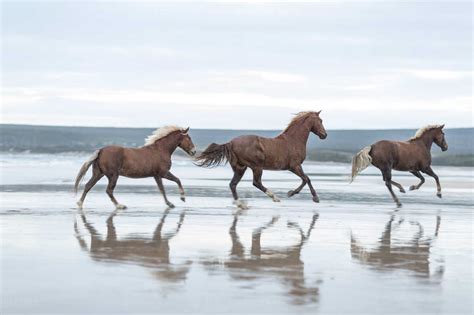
left=154, top=176, right=175, bottom=208
left=409, top=171, right=425, bottom=191
left=163, top=171, right=186, bottom=202
left=290, top=165, right=320, bottom=203
left=251, top=167, right=280, bottom=202
left=423, top=167, right=442, bottom=198
left=288, top=165, right=307, bottom=198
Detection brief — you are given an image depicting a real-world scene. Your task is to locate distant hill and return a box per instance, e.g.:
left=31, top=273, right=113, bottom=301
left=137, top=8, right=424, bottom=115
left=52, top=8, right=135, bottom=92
left=1, top=124, right=472, bottom=166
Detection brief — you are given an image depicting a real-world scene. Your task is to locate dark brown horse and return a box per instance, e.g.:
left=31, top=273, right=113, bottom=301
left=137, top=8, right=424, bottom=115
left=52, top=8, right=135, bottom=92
left=350, top=124, right=448, bottom=207
left=74, top=126, right=196, bottom=209
left=196, top=111, right=327, bottom=209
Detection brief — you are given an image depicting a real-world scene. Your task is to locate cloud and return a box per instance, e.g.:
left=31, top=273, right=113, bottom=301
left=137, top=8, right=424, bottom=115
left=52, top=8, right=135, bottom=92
left=3, top=85, right=471, bottom=113
left=241, top=70, right=306, bottom=83
left=403, top=69, right=472, bottom=80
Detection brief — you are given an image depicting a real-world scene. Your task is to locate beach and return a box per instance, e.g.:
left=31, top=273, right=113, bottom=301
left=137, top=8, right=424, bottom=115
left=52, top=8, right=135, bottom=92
left=1, top=153, right=473, bottom=314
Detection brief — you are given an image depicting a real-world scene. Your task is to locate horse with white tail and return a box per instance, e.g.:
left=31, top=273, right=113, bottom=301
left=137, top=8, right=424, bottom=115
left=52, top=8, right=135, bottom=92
left=350, top=124, right=448, bottom=208
left=74, top=126, right=196, bottom=210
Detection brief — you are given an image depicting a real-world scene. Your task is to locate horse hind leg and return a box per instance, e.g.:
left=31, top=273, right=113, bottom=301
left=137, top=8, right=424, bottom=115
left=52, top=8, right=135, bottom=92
left=230, top=165, right=247, bottom=209
left=391, top=180, right=406, bottom=193
left=251, top=168, right=280, bottom=202
left=382, top=169, right=402, bottom=208
left=106, top=174, right=127, bottom=209
left=77, top=164, right=104, bottom=209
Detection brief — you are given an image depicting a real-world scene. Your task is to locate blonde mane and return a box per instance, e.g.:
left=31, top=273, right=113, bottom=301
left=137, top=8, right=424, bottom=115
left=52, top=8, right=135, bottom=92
left=409, top=124, right=443, bottom=141
left=281, top=111, right=315, bottom=133
left=143, top=125, right=184, bottom=146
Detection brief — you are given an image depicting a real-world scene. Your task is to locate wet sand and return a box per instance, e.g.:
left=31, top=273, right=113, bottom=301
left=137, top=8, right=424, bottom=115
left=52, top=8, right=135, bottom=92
left=1, top=154, right=473, bottom=314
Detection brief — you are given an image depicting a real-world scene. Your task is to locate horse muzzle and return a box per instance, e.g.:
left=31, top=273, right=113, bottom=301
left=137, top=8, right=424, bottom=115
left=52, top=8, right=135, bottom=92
left=189, top=148, right=197, bottom=156
left=319, top=133, right=327, bottom=139
left=442, top=145, right=448, bottom=152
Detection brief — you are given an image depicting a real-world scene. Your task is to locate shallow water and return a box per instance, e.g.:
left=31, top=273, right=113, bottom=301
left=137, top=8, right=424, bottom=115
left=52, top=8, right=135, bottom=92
left=1, top=154, right=473, bottom=314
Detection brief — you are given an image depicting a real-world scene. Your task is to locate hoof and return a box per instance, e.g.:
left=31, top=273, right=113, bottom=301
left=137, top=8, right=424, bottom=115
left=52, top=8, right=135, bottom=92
left=166, top=202, right=175, bottom=208
left=116, top=204, right=127, bottom=210
left=287, top=190, right=295, bottom=197
left=399, top=188, right=406, bottom=193
left=76, top=201, right=83, bottom=209
left=396, top=203, right=402, bottom=208
left=234, top=200, right=248, bottom=210
left=265, top=190, right=279, bottom=202
left=312, top=196, right=320, bottom=203
left=409, top=185, right=416, bottom=191
left=180, top=196, right=186, bottom=202
left=437, top=192, right=442, bottom=198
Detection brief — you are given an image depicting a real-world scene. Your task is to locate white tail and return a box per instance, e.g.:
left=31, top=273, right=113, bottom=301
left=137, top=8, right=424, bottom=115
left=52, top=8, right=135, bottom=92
left=350, top=146, right=372, bottom=183
left=74, top=150, right=100, bottom=194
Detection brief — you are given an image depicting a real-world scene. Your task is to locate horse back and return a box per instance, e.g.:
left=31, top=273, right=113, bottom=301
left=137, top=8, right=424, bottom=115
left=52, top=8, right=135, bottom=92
left=99, top=145, right=170, bottom=178
left=228, top=135, right=288, bottom=169
left=371, top=140, right=430, bottom=171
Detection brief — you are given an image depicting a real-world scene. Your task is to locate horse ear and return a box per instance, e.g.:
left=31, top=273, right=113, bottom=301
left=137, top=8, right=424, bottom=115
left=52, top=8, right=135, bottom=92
left=439, top=124, right=445, bottom=129
left=182, top=127, right=190, bottom=134
left=316, top=110, right=322, bottom=115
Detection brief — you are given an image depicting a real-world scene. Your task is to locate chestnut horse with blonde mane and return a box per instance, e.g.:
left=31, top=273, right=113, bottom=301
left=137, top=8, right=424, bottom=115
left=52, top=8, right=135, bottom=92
left=350, top=124, right=448, bottom=207
left=74, top=126, right=196, bottom=210
left=196, top=111, right=327, bottom=209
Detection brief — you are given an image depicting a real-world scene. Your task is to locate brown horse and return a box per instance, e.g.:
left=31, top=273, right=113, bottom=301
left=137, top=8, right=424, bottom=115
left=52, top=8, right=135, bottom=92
left=74, top=126, right=196, bottom=209
left=350, top=124, right=448, bottom=207
left=196, top=111, right=327, bottom=209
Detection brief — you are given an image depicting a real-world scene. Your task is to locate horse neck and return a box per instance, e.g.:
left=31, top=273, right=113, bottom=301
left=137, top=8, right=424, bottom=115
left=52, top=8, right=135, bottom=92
left=413, top=132, right=435, bottom=151
left=280, top=119, right=311, bottom=146
left=151, top=133, right=181, bottom=155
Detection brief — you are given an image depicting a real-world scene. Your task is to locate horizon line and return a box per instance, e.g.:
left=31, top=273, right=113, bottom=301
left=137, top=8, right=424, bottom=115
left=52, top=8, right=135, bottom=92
left=1, top=123, right=473, bottom=131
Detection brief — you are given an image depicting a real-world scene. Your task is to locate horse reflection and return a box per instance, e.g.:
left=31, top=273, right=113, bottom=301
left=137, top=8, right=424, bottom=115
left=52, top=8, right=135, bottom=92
left=351, top=215, right=442, bottom=278
left=74, top=209, right=191, bottom=283
left=221, top=212, right=319, bottom=305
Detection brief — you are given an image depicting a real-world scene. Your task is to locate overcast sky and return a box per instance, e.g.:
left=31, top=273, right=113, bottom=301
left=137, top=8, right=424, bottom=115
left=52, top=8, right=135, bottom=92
left=2, top=1, right=472, bottom=130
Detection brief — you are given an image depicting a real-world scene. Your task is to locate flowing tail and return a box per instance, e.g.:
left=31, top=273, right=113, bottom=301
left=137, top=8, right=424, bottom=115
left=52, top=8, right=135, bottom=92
left=195, top=143, right=234, bottom=167
left=350, top=146, right=372, bottom=183
left=74, top=150, right=100, bottom=194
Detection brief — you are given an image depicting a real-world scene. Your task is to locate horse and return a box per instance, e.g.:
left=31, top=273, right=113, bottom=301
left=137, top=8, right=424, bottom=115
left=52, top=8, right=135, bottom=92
left=350, top=124, right=448, bottom=207
left=195, top=111, right=327, bottom=209
left=74, top=126, right=196, bottom=209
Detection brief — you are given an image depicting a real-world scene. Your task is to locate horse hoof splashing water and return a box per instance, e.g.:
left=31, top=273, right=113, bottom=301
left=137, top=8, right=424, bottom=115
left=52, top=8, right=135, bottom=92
left=196, top=111, right=328, bottom=209
left=350, top=124, right=448, bottom=208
